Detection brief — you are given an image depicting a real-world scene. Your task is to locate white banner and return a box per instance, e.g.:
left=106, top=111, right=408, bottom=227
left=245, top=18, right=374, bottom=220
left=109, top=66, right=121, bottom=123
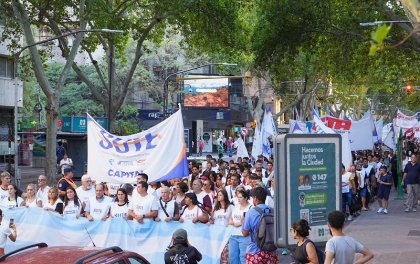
left=87, top=110, right=188, bottom=184
left=396, top=110, right=420, bottom=128
left=348, top=117, right=374, bottom=151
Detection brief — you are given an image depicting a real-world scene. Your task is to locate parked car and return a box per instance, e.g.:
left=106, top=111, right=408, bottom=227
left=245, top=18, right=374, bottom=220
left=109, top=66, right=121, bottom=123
left=0, top=243, right=150, bottom=264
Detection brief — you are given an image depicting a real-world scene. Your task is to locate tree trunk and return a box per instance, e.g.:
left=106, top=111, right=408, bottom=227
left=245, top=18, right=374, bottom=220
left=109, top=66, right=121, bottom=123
left=45, top=100, right=59, bottom=184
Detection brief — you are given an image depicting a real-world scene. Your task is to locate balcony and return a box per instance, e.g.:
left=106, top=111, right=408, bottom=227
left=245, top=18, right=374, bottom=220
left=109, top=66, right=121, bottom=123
left=0, top=78, right=23, bottom=108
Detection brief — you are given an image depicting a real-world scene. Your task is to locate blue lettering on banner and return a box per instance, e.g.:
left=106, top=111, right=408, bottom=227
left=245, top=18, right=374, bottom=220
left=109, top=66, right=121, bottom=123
left=108, top=169, right=141, bottom=178
left=99, top=129, right=159, bottom=153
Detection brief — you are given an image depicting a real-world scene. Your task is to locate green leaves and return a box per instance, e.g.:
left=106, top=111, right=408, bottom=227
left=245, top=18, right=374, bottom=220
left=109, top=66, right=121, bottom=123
left=369, top=24, right=392, bottom=56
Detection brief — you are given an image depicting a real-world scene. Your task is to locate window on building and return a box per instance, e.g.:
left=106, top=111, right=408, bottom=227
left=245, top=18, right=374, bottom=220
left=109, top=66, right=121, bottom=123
left=0, top=57, right=14, bottom=78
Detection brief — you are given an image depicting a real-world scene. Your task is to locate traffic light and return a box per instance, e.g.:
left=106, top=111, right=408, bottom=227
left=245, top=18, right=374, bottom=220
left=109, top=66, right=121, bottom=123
left=405, top=84, right=413, bottom=95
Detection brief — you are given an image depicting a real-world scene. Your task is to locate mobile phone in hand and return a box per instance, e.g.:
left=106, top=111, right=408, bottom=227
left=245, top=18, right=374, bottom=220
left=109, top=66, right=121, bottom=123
left=9, top=219, right=14, bottom=228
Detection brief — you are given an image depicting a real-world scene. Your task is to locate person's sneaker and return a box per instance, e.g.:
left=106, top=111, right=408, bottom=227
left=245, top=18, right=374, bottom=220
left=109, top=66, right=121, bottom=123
left=347, top=215, right=353, bottom=221
left=362, top=207, right=368, bottom=211
left=377, top=208, right=384, bottom=213
left=405, top=208, right=411, bottom=212
left=281, top=248, right=288, bottom=255
left=383, top=209, right=388, bottom=214
left=413, top=208, right=417, bottom=212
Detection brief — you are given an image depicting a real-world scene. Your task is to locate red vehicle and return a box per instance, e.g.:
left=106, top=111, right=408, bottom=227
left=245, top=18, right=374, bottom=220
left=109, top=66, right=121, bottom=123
left=0, top=243, right=150, bottom=264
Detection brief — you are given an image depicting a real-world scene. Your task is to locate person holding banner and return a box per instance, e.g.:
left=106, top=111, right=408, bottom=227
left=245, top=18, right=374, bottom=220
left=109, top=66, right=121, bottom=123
left=110, top=188, right=129, bottom=219
left=179, top=193, right=209, bottom=224
left=155, top=186, right=180, bottom=222
left=128, top=181, right=158, bottom=223
left=85, top=183, right=112, bottom=221
left=63, top=187, right=84, bottom=219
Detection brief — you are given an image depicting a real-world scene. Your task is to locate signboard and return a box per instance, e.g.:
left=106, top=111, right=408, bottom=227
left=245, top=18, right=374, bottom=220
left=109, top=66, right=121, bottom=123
left=138, top=109, right=163, bottom=120
left=183, top=75, right=229, bottom=108
left=241, top=128, right=248, bottom=136
left=184, top=129, right=190, bottom=154
left=274, top=134, right=341, bottom=247
left=202, top=131, right=213, bottom=153
left=62, top=116, right=108, bottom=133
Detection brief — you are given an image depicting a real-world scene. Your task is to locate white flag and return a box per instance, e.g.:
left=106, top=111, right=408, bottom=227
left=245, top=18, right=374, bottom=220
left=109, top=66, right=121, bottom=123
left=251, top=123, right=262, bottom=159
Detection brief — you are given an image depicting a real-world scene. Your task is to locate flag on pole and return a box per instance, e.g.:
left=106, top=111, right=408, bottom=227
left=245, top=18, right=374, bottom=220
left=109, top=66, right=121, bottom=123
left=383, top=125, right=396, bottom=150
left=251, top=123, right=262, bottom=159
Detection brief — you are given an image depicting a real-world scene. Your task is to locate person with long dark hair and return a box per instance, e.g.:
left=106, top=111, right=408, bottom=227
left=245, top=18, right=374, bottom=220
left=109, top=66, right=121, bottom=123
left=2, top=184, right=24, bottom=208
left=209, top=189, right=232, bottom=226
left=228, top=189, right=252, bottom=264
left=290, top=219, right=319, bottom=264
left=179, top=193, right=209, bottom=224
left=63, top=187, right=83, bottom=218
left=110, top=188, right=129, bottom=219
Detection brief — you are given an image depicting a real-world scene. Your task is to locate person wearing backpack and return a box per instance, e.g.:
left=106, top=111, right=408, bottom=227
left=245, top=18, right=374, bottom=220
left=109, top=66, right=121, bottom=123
left=242, top=186, right=278, bottom=264
left=290, top=219, right=320, bottom=264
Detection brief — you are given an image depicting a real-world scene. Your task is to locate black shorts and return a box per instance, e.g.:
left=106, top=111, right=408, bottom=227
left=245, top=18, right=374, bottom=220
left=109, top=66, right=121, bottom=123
left=377, top=186, right=391, bottom=200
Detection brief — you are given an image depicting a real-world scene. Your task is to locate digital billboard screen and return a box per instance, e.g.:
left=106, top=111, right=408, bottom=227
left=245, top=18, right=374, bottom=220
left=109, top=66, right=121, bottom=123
left=183, top=75, right=229, bottom=108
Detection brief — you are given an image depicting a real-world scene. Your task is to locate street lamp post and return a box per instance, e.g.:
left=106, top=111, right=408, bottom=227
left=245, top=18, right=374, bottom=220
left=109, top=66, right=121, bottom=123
left=162, top=62, right=237, bottom=119
left=13, top=28, right=123, bottom=186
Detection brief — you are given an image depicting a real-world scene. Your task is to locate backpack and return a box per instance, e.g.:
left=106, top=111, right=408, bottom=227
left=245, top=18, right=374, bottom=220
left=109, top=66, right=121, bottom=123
left=302, top=239, right=325, bottom=264
left=253, top=206, right=277, bottom=252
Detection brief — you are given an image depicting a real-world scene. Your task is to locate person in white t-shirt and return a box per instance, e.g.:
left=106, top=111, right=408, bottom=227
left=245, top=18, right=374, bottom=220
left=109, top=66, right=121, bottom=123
left=59, top=154, right=73, bottom=175
left=85, top=183, right=112, bottom=221
left=155, top=186, right=179, bottom=222
left=179, top=193, right=208, bottom=224
left=209, top=189, right=232, bottom=227
left=341, top=165, right=354, bottom=221
left=325, top=211, right=373, bottom=264
left=76, top=175, right=95, bottom=208
left=128, top=181, right=158, bottom=223
left=228, top=189, right=252, bottom=264
left=110, top=188, right=129, bottom=219
left=63, top=187, right=83, bottom=218
left=0, top=172, right=11, bottom=201
left=36, top=174, right=49, bottom=207
left=0, top=209, right=17, bottom=256
left=1, top=185, right=24, bottom=209
left=22, top=183, right=42, bottom=208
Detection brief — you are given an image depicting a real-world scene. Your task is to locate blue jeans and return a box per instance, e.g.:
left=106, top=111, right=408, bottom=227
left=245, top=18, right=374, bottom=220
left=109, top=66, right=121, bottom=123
left=229, top=235, right=249, bottom=264
left=342, top=192, right=352, bottom=214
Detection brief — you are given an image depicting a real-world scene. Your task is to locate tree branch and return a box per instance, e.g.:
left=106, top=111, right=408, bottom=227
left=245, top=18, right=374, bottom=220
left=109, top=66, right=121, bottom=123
left=56, top=0, right=87, bottom=96
left=115, top=11, right=175, bottom=107
left=11, top=0, right=54, bottom=99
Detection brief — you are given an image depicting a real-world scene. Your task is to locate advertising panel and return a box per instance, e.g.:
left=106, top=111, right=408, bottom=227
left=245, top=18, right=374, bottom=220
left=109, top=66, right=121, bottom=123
left=274, top=134, right=341, bottom=247
left=183, top=75, right=229, bottom=108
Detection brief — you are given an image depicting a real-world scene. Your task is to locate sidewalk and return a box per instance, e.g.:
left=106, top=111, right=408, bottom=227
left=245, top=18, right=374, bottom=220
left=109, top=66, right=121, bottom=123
left=344, top=189, right=420, bottom=263
left=278, top=189, right=420, bottom=264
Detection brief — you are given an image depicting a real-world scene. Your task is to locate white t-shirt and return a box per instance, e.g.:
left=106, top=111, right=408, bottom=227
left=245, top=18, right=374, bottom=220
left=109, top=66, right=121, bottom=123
left=225, top=185, right=237, bottom=202
left=43, top=198, right=63, bottom=211
left=0, top=187, right=8, bottom=201
left=63, top=200, right=82, bottom=218
left=76, top=187, right=95, bottom=207
left=0, top=225, right=11, bottom=248
left=1, top=197, right=24, bottom=209
left=341, top=172, right=352, bottom=193
left=325, top=236, right=365, bottom=264
left=128, top=193, right=158, bottom=222
left=36, top=186, right=50, bottom=206
left=25, top=198, right=40, bottom=208
left=110, top=202, right=129, bottom=219
left=213, top=205, right=232, bottom=226
left=60, top=158, right=73, bottom=174
left=88, top=196, right=112, bottom=220
left=157, top=199, right=177, bottom=220
left=180, top=205, right=203, bottom=223
left=231, top=203, right=253, bottom=236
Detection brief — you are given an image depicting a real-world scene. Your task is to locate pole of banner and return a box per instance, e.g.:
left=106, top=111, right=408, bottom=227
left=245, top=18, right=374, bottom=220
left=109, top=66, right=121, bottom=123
left=396, top=131, right=404, bottom=200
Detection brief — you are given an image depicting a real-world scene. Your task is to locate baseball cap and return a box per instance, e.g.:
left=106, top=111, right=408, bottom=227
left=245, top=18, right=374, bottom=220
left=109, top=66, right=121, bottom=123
left=173, top=228, right=188, bottom=242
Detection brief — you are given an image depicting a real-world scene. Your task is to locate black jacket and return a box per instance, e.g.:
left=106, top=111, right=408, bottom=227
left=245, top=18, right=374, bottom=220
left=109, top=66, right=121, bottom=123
left=164, top=243, right=202, bottom=264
